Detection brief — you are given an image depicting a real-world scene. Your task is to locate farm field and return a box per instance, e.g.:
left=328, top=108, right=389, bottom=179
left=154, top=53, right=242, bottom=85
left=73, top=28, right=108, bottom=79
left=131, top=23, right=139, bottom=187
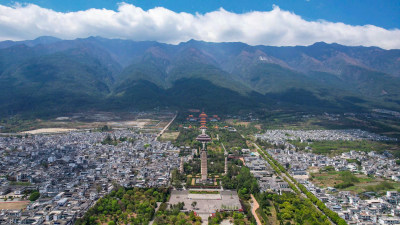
left=159, top=131, right=180, bottom=141
left=291, top=140, right=400, bottom=156
left=310, top=170, right=400, bottom=194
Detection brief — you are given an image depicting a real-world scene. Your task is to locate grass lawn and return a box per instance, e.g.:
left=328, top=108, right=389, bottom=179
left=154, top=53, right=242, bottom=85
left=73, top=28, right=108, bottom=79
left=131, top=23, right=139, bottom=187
left=343, top=181, right=400, bottom=194
left=10, top=182, right=32, bottom=186
left=256, top=202, right=278, bottom=225
left=255, top=208, right=267, bottom=225
left=263, top=117, right=324, bottom=130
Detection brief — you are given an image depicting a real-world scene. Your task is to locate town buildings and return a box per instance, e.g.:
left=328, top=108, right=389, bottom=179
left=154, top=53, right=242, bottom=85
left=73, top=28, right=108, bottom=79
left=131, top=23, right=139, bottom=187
left=248, top=128, right=400, bottom=224
left=0, top=129, right=179, bottom=224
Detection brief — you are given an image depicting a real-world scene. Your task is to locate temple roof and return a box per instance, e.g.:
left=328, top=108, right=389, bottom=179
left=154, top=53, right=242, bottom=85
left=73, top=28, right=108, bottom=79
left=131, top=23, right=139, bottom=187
left=199, top=112, right=208, bottom=118
left=196, top=134, right=211, bottom=142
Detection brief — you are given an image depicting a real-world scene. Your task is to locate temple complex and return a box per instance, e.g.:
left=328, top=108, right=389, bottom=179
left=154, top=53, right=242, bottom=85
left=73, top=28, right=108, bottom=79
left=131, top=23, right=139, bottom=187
left=186, top=111, right=220, bottom=129
left=168, top=111, right=242, bottom=223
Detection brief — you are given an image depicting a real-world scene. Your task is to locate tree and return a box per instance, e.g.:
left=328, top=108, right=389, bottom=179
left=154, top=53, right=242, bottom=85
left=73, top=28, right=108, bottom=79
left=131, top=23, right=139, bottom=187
left=191, top=201, right=197, bottom=209
left=29, top=191, right=40, bottom=201
left=101, top=125, right=112, bottom=132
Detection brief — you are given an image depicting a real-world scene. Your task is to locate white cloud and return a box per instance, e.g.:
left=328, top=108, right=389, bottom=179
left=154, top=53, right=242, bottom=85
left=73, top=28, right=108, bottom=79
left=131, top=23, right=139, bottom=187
left=0, top=3, right=399, bottom=49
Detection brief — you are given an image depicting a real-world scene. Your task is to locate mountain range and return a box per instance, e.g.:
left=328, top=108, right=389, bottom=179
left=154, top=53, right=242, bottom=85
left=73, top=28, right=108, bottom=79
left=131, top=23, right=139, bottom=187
left=1, top=36, right=400, bottom=117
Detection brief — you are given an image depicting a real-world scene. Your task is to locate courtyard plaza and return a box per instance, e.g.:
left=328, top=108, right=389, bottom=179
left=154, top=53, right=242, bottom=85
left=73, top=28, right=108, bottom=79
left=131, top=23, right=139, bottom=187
left=168, top=189, right=241, bottom=224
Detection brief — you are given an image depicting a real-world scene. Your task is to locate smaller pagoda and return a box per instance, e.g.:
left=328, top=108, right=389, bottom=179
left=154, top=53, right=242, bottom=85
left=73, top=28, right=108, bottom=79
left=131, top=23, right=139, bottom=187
left=198, top=112, right=208, bottom=128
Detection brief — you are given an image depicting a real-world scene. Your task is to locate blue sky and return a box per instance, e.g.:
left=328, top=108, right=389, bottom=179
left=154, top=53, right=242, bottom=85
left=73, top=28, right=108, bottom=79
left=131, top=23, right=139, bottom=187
left=0, top=0, right=399, bottom=48
left=3, top=0, right=399, bottom=29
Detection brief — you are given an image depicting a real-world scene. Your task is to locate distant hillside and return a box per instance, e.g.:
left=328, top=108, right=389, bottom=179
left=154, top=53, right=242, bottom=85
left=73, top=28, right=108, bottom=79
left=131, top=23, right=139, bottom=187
left=1, top=36, right=400, bottom=117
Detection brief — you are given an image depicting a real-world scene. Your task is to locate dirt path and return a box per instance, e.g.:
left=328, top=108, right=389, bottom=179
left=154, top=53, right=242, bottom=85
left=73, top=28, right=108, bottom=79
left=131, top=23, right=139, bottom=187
left=251, top=194, right=262, bottom=225
left=149, top=202, right=163, bottom=225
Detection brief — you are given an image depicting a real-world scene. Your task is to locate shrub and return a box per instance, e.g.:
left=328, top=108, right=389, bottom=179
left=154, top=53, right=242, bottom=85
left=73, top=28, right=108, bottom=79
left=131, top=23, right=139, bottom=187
left=29, top=191, right=40, bottom=201
left=334, top=182, right=354, bottom=189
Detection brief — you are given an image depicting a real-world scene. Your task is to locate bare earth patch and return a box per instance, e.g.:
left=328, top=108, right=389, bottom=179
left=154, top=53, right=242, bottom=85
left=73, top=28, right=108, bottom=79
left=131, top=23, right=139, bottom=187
left=293, top=174, right=309, bottom=180
left=107, top=120, right=151, bottom=128
left=0, top=201, right=29, bottom=210
left=21, top=128, right=76, bottom=134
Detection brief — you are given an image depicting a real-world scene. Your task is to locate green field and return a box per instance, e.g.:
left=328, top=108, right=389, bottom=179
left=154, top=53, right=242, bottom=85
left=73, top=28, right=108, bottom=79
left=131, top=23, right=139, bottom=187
left=258, top=111, right=400, bottom=140
left=311, top=170, right=400, bottom=194
left=291, top=140, right=400, bottom=156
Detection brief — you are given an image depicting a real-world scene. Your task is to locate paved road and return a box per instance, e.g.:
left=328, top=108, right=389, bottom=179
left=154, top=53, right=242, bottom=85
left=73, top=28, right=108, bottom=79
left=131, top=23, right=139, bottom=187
left=155, top=112, right=177, bottom=141
left=221, top=142, right=227, bottom=155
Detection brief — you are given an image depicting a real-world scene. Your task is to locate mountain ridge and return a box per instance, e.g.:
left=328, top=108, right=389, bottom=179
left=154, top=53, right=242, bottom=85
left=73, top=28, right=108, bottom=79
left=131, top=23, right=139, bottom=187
left=1, top=36, right=400, bottom=117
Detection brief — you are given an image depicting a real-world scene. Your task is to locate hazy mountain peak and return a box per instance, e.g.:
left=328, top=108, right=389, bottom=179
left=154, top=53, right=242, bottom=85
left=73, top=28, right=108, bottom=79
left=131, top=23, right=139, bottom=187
left=309, top=41, right=333, bottom=47
left=33, top=36, right=61, bottom=43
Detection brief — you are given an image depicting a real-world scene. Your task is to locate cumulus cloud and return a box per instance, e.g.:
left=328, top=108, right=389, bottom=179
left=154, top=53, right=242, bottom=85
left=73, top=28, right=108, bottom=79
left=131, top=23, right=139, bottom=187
left=0, top=3, right=399, bottom=49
